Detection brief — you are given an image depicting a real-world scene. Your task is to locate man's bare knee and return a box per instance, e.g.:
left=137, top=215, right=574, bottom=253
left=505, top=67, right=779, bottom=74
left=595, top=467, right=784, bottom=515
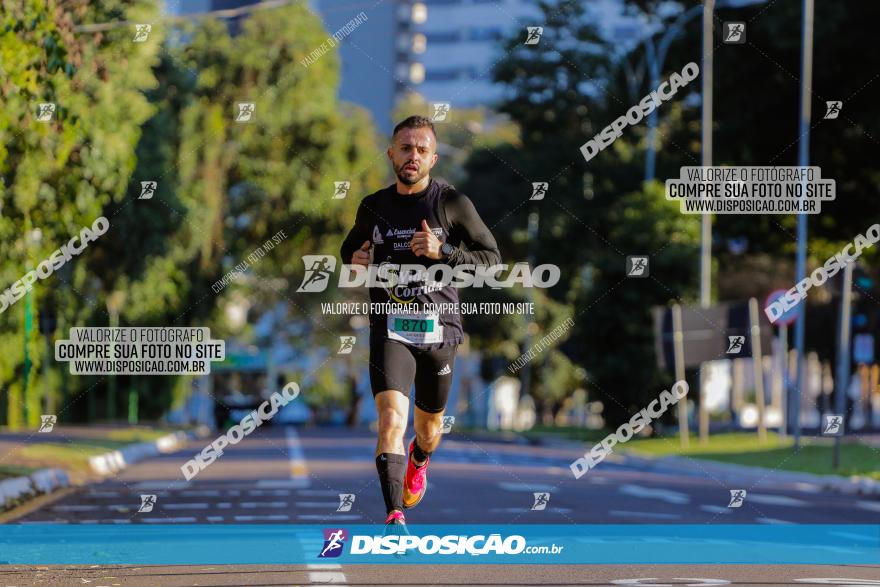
left=379, top=406, right=406, bottom=435
left=414, top=412, right=443, bottom=450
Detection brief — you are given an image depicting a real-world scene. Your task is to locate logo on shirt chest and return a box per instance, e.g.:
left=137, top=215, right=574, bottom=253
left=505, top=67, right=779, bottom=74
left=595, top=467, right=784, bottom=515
left=381, top=226, right=446, bottom=242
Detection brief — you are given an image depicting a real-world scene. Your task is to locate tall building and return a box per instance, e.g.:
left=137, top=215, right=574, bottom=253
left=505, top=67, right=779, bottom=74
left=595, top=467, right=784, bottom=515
left=162, top=1, right=666, bottom=133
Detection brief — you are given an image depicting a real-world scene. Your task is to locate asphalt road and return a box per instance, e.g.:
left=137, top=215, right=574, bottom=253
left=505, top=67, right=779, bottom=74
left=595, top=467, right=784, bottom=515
left=2, top=425, right=878, bottom=585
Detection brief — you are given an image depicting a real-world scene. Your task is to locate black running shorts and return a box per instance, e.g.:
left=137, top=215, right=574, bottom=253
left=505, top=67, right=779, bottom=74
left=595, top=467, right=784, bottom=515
left=369, top=337, right=457, bottom=413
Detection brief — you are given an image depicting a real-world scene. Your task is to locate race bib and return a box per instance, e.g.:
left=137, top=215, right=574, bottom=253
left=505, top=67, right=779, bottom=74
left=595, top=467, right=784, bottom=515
left=387, top=311, right=443, bottom=346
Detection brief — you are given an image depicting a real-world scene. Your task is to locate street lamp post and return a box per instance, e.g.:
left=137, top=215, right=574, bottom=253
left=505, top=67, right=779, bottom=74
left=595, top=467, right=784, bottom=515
left=793, top=0, right=815, bottom=449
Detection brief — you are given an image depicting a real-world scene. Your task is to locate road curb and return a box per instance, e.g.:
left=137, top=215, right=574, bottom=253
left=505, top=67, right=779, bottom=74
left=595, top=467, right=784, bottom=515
left=0, top=468, right=70, bottom=511
left=624, top=453, right=880, bottom=497
left=88, top=427, right=210, bottom=476
left=529, top=434, right=880, bottom=498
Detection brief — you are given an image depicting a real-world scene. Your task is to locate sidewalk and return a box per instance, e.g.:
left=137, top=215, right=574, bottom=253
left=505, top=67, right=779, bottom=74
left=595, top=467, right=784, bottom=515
left=523, top=431, right=880, bottom=497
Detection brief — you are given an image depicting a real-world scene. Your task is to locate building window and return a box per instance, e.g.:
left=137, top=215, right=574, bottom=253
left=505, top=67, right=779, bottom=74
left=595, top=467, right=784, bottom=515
left=410, top=62, right=425, bottom=84
left=412, top=3, right=428, bottom=24
left=412, top=33, right=427, bottom=53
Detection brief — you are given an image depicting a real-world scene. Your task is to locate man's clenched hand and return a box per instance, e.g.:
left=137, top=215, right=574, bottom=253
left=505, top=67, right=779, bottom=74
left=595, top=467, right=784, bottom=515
left=410, top=219, right=442, bottom=259
left=351, top=240, right=371, bottom=266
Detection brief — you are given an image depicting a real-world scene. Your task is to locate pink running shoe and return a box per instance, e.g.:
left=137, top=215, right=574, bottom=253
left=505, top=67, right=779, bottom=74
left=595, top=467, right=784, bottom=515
left=402, top=437, right=429, bottom=509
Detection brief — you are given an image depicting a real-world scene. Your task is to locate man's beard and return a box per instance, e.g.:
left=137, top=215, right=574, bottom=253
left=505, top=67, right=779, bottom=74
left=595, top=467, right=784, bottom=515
left=395, top=162, right=428, bottom=186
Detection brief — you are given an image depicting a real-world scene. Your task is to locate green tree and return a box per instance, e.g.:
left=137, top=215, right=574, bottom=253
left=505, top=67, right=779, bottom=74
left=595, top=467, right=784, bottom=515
left=0, top=0, right=161, bottom=428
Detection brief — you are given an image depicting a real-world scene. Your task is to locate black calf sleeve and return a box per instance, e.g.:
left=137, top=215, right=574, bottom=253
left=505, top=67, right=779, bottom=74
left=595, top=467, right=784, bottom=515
left=376, top=453, right=407, bottom=514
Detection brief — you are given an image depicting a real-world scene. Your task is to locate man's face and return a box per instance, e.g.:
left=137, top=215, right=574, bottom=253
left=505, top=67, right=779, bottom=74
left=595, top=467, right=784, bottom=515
left=387, top=127, right=438, bottom=185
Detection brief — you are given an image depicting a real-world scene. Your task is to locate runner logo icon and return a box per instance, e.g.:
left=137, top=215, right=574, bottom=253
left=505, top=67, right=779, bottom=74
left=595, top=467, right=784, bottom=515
left=337, top=494, right=355, bottom=512
left=530, top=182, right=548, bottom=200
left=297, top=255, right=337, bottom=292
left=333, top=181, right=350, bottom=199
left=319, top=529, right=348, bottom=558
left=822, top=414, right=843, bottom=436
left=531, top=492, right=550, bottom=510
left=728, top=489, right=746, bottom=508
left=626, top=256, right=649, bottom=277
left=525, top=27, right=543, bottom=45
left=726, top=336, right=745, bottom=354
left=824, top=101, right=842, bottom=119
left=138, top=494, right=157, bottom=513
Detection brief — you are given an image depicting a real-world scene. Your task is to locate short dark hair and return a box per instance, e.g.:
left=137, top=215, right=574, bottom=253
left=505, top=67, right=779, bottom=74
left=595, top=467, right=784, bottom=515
left=392, top=115, right=436, bottom=141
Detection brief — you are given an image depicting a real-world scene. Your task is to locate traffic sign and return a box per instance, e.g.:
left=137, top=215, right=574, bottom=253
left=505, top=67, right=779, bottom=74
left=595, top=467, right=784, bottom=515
left=764, top=288, right=801, bottom=327
left=853, top=333, right=874, bottom=364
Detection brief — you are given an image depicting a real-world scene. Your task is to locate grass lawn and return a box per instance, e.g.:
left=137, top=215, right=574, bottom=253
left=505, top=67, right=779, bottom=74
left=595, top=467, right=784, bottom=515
left=621, top=432, right=880, bottom=480
left=0, top=465, right=38, bottom=481
left=2, top=427, right=175, bottom=475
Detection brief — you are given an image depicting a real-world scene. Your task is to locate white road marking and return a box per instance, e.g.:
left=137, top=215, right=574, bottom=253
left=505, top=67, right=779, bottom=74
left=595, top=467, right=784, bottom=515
left=497, top=482, right=557, bottom=492
left=256, top=479, right=310, bottom=488
left=856, top=500, right=880, bottom=513
left=792, top=482, right=823, bottom=493
left=609, top=510, right=681, bottom=520
left=489, top=507, right=573, bottom=513
left=245, top=489, right=290, bottom=496
left=239, top=501, right=287, bottom=508
left=216, top=502, right=232, bottom=509
left=295, top=501, right=341, bottom=508
left=297, top=514, right=361, bottom=520
left=233, top=514, right=290, bottom=522
left=298, top=489, right=342, bottom=496
left=206, top=516, right=224, bottom=522
left=131, top=481, right=189, bottom=489
left=620, top=484, right=690, bottom=505
left=308, top=572, right=347, bottom=584
left=285, top=426, right=310, bottom=487
left=52, top=505, right=100, bottom=512
left=747, top=493, right=808, bottom=507
left=164, top=503, right=210, bottom=510
left=180, top=490, right=222, bottom=497
left=699, top=505, right=732, bottom=514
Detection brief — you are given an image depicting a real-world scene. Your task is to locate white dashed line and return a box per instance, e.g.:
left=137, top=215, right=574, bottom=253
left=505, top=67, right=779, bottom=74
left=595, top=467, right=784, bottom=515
left=239, top=501, right=287, bottom=508
left=856, top=500, right=880, bottom=513
left=700, top=505, right=732, bottom=514
left=497, top=482, right=557, bottom=492
left=619, top=484, right=690, bottom=505
left=307, top=572, right=347, bottom=584
left=747, top=494, right=808, bottom=507
left=233, top=514, right=290, bottom=522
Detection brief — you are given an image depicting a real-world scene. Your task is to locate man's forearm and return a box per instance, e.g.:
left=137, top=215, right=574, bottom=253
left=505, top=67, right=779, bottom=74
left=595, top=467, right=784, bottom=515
left=446, top=236, right=501, bottom=266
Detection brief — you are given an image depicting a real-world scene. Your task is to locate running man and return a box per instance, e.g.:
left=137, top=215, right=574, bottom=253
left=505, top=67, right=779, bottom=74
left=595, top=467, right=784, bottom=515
left=340, top=115, right=500, bottom=533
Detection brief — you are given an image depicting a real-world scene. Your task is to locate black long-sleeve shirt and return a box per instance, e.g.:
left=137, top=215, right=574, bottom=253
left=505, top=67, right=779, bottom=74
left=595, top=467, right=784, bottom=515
left=340, top=177, right=500, bottom=348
